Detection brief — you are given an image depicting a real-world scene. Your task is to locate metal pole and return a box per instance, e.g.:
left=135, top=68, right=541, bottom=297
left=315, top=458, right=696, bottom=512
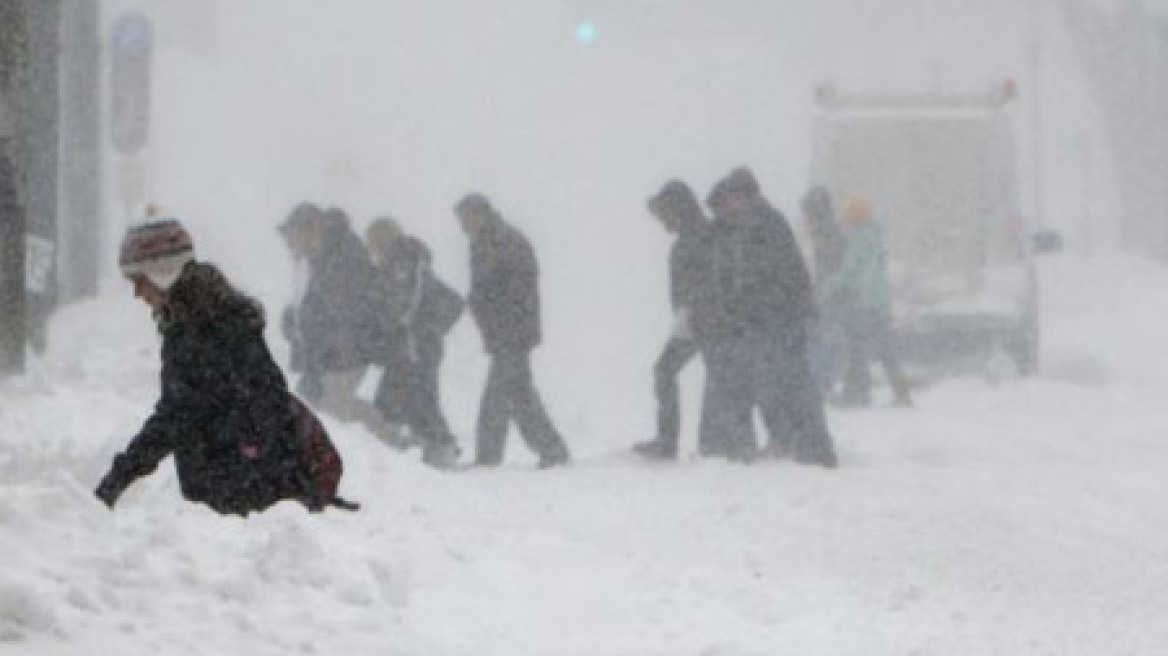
left=0, top=0, right=28, bottom=375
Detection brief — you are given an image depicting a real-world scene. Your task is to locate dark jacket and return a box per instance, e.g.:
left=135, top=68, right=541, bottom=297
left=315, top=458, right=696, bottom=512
left=373, top=234, right=430, bottom=325
left=667, top=193, right=715, bottom=313
left=702, top=199, right=816, bottom=339
left=293, top=213, right=379, bottom=372
left=98, top=262, right=312, bottom=515
left=467, top=215, right=541, bottom=355
left=372, top=234, right=464, bottom=345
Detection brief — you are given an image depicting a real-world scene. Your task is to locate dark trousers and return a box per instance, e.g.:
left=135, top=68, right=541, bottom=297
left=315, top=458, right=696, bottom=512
left=475, top=349, right=569, bottom=465
left=697, top=335, right=755, bottom=459
left=653, top=337, right=699, bottom=448
left=375, top=331, right=457, bottom=450
left=841, top=305, right=908, bottom=404
left=699, top=324, right=837, bottom=464
left=766, top=323, right=837, bottom=464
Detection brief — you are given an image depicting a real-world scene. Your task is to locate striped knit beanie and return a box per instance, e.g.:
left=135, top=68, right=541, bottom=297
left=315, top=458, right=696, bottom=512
left=118, top=218, right=195, bottom=290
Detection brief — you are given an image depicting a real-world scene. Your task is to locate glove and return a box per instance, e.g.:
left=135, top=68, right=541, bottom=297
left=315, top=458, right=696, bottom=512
left=94, top=476, right=121, bottom=509
left=671, top=306, right=693, bottom=341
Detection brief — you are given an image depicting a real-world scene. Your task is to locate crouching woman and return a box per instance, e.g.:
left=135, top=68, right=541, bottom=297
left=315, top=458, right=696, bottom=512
left=95, top=217, right=356, bottom=516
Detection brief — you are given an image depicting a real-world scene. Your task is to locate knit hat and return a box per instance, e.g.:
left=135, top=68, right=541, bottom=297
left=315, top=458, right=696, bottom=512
left=707, top=166, right=761, bottom=209
left=118, top=218, right=195, bottom=290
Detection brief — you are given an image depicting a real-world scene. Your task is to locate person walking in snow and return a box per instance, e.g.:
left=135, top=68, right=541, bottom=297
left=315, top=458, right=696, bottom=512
left=365, top=216, right=463, bottom=469
left=95, top=216, right=356, bottom=515
left=700, top=167, right=837, bottom=466
left=632, top=179, right=714, bottom=460
left=454, top=193, right=571, bottom=469
left=817, top=198, right=912, bottom=407
left=278, top=203, right=405, bottom=447
left=801, top=185, right=849, bottom=397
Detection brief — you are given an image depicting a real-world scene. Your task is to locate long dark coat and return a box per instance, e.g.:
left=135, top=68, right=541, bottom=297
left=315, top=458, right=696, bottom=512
left=97, top=262, right=315, bottom=515
left=701, top=200, right=816, bottom=340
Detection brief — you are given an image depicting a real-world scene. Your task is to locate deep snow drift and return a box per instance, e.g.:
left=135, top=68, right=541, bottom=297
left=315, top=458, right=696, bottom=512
left=1, top=254, right=1166, bottom=655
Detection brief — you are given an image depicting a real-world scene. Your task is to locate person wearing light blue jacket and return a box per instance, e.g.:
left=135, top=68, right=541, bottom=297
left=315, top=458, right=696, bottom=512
left=817, top=199, right=912, bottom=407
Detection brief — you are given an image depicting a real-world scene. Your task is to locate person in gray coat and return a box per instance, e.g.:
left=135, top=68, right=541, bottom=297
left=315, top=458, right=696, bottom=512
left=454, top=193, right=571, bottom=469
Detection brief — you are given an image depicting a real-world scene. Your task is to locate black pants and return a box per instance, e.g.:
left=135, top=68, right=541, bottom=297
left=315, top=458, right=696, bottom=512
left=698, top=336, right=754, bottom=458
left=653, top=337, right=699, bottom=449
left=766, top=323, right=836, bottom=464
left=699, top=324, right=836, bottom=464
left=475, top=349, right=569, bottom=465
left=375, top=331, right=457, bottom=450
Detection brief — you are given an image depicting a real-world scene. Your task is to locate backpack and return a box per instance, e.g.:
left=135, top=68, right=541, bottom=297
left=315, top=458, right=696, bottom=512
left=290, top=396, right=357, bottom=511
left=418, top=273, right=464, bottom=335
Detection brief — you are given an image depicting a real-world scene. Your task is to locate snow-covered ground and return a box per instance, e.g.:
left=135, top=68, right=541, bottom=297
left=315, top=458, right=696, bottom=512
left=2, top=253, right=1166, bottom=655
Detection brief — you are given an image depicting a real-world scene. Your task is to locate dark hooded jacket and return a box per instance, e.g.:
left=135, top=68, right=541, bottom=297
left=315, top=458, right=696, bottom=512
left=98, top=262, right=313, bottom=515
left=650, top=180, right=715, bottom=313
left=467, top=214, right=541, bottom=355
left=702, top=173, right=816, bottom=339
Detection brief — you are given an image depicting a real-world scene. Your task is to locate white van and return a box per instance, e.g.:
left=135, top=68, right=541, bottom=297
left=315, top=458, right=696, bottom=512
left=810, top=82, right=1058, bottom=375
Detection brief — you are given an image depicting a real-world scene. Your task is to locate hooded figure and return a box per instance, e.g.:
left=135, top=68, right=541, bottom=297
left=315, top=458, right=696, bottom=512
left=95, top=217, right=356, bottom=515
left=632, top=179, right=714, bottom=460
left=701, top=167, right=837, bottom=467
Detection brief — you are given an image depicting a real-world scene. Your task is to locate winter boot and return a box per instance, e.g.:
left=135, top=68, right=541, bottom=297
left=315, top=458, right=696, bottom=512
left=422, top=440, right=462, bottom=470
left=537, top=447, right=571, bottom=470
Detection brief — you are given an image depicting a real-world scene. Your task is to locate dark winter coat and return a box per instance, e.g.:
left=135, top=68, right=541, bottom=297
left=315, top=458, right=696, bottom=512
left=701, top=199, right=816, bottom=340
left=97, top=262, right=313, bottom=516
left=467, top=215, right=542, bottom=355
left=668, top=198, right=715, bottom=314
left=292, top=214, right=380, bottom=373
left=370, top=234, right=463, bottom=341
